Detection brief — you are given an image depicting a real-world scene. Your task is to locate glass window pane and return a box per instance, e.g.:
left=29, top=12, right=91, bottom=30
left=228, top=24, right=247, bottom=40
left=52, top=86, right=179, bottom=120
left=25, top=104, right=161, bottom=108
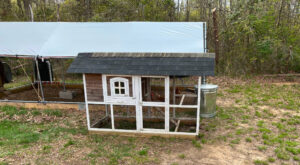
left=120, top=82, right=125, bottom=87
left=115, top=89, right=119, bottom=94
left=114, top=81, right=119, bottom=87
left=120, top=89, right=125, bottom=94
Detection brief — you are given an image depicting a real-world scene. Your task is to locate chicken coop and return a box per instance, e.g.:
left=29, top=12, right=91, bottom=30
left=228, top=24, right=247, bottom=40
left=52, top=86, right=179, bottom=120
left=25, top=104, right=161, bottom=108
left=68, top=52, right=215, bottom=138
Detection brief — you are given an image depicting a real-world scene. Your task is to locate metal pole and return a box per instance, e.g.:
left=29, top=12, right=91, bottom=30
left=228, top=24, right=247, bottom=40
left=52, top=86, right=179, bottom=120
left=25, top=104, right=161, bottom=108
left=35, top=57, right=45, bottom=102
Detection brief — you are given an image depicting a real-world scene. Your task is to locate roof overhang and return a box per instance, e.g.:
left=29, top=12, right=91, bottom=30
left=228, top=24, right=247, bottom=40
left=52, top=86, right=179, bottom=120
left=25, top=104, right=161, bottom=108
left=68, top=52, right=215, bottom=76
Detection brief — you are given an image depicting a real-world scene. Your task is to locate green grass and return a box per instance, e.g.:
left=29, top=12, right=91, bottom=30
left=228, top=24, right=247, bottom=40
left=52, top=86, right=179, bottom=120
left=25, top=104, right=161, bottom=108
left=192, top=140, right=202, bottom=149
left=138, top=148, right=148, bottom=156
left=64, top=140, right=75, bottom=148
left=267, top=157, right=275, bottom=163
left=44, top=109, right=63, bottom=117
left=178, top=153, right=185, bottom=159
left=254, top=159, right=268, bottom=165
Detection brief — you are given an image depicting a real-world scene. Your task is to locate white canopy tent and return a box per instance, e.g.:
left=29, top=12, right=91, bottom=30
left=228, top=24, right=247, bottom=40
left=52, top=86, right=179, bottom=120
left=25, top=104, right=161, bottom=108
left=0, top=22, right=206, bottom=58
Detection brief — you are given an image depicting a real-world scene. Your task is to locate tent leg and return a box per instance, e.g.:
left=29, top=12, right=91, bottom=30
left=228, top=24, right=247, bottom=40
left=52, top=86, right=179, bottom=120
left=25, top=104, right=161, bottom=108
left=35, top=57, right=45, bottom=102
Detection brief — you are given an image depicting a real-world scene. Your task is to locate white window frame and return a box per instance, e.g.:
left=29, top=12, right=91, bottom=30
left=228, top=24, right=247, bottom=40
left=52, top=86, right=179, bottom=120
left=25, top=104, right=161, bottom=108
left=110, top=77, right=129, bottom=97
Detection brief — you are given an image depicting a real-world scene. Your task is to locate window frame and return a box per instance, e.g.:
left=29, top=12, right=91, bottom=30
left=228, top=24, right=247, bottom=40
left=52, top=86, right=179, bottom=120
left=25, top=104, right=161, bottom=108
left=110, top=77, right=129, bottom=97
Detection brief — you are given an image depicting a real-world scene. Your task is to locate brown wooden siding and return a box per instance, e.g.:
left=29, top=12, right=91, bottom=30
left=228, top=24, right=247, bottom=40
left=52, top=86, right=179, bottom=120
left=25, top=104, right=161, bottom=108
left=85, top=74, right=103, bottom=102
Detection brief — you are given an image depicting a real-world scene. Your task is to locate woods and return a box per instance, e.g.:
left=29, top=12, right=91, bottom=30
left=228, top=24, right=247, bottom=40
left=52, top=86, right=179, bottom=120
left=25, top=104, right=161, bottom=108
left=0, top=0, right=299, bottom=75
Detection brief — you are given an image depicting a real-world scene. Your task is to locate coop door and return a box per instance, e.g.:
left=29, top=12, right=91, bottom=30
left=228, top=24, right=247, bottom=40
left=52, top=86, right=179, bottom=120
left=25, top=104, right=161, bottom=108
left=140, top=77, right=169, bottom=132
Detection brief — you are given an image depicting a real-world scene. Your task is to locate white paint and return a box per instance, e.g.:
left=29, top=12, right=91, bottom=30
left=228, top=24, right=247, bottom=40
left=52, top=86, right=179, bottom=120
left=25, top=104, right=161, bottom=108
left=196, top=76, right=201, bottom=135
left=110, top=77, right=129, bottom=97
left=165, top=76, right=170, bottom=132
left=83, top=74, right=91, bottom=129
left=102, top=74, right=108, bottom=102
left=110, top=104, right=115, bottom=130
left=88, top=127, right=198, bottom=136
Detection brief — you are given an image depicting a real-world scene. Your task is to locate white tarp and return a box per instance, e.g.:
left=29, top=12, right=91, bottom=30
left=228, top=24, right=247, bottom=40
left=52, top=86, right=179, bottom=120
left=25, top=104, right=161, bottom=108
left=0, top=22, right=206, bottom=58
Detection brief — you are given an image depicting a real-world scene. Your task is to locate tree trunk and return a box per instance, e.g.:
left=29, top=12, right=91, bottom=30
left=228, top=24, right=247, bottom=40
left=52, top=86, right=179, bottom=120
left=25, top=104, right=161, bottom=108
left=212, top=8, right=219, bottom=67
left=185, top=0, right=190, bottom=21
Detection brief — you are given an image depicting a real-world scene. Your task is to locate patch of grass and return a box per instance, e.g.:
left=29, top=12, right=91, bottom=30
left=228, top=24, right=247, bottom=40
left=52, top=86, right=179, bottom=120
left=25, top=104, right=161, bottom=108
left=275, top=148, right=290, bottom=160
left=230, top=138, right=240, bottom=144
left=31, top=110, right=42, bottom=116
left=257, top=146, right=267, bottom=151
left=267, top=157, right=275, bottom=163
left=138, top=148, right=148, bottom=156
left=293, top=156, right=300, bottom=161
left=0, top=105, right=27, bottom=117
left=285, top=147, right=300, bottom=155
left=245, top=137, right=252, bottom=143
left=42, top=145, right=52, bottom=154
left=178, top=153, right=185, bottom=159
left=44, top=109, right=63, bottom=117
left=235, top=129, right=244, bottom=135
left=192, top=140, right=202, bottom=149
left=255, top=111, right=262, bottom=118
left=0, top=120, right=40, bottom=145
left=253, top=159, right=268, bottom=165
left=257, top=120, right=264, bottom=127
left=64, top=140, right=75, bottom=148
left=0, top=162, right=9, bottom=165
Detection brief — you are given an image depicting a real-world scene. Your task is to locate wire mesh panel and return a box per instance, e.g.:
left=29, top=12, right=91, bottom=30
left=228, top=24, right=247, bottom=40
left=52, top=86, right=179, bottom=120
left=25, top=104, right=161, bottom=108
left=142, top=106, right=165, bottom=130
left=169, top=108, right=197, bottom=133
left=88, top=104, right=111, bottom=129
left=169, top=76, right=198, bottom=106
left=113, top=105, right=136, bottom=130
left=141, top=77, right=165, bottom=102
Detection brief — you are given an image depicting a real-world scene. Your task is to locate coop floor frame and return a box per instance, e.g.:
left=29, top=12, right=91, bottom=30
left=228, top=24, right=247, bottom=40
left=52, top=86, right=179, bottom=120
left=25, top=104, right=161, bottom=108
left=83, top=74, right=202, bottom=137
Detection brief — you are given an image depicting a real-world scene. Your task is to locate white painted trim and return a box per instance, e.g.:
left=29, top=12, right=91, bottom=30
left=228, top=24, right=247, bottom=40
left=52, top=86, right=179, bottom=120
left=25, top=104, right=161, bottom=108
left=133, top=76, right=141, bottom=131
left=105, top=74, right=133, bottom=77
left=165, top=76, right=170, bottom=132
left=110, top=77, right=129, bottom=97
left=196, top=77, right=201, bottom=135
left=137, top=76, right=143, bottom=130
left=142, top=102, right=165, bottom=107
left=110, top=104, right=115, bottom=130
left=143, top=128, right=166, bottom=132
left=170, top=105, right=198, bottom=108
left=88, top=128, right=198, bottom=136
left=102, top=74, right=108, bottom=102
left=83, top=74, right=91, bottom=129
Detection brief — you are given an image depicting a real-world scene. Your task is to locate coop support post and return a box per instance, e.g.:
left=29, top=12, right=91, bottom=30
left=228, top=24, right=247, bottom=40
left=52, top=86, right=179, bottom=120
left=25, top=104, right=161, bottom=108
left=196, top=76, right=202, bottom=135
left=165, top=76, right=170, bottom=132
left=83, top=74, right=91, bottom=129
left=102, top=75, right=108, bottom=116
left=35, top=56, right=45, bottom=102
left=110, top=104, right=115, bottom=130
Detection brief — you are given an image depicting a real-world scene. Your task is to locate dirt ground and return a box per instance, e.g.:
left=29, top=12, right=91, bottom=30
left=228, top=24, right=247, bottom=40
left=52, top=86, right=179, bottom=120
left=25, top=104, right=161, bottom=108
left=0, top=75, right=299, bottom=165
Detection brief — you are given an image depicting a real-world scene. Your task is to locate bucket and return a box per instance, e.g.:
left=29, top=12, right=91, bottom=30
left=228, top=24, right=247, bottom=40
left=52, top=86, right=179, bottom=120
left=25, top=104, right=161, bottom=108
left=196, top=84, right=218, bottom=118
